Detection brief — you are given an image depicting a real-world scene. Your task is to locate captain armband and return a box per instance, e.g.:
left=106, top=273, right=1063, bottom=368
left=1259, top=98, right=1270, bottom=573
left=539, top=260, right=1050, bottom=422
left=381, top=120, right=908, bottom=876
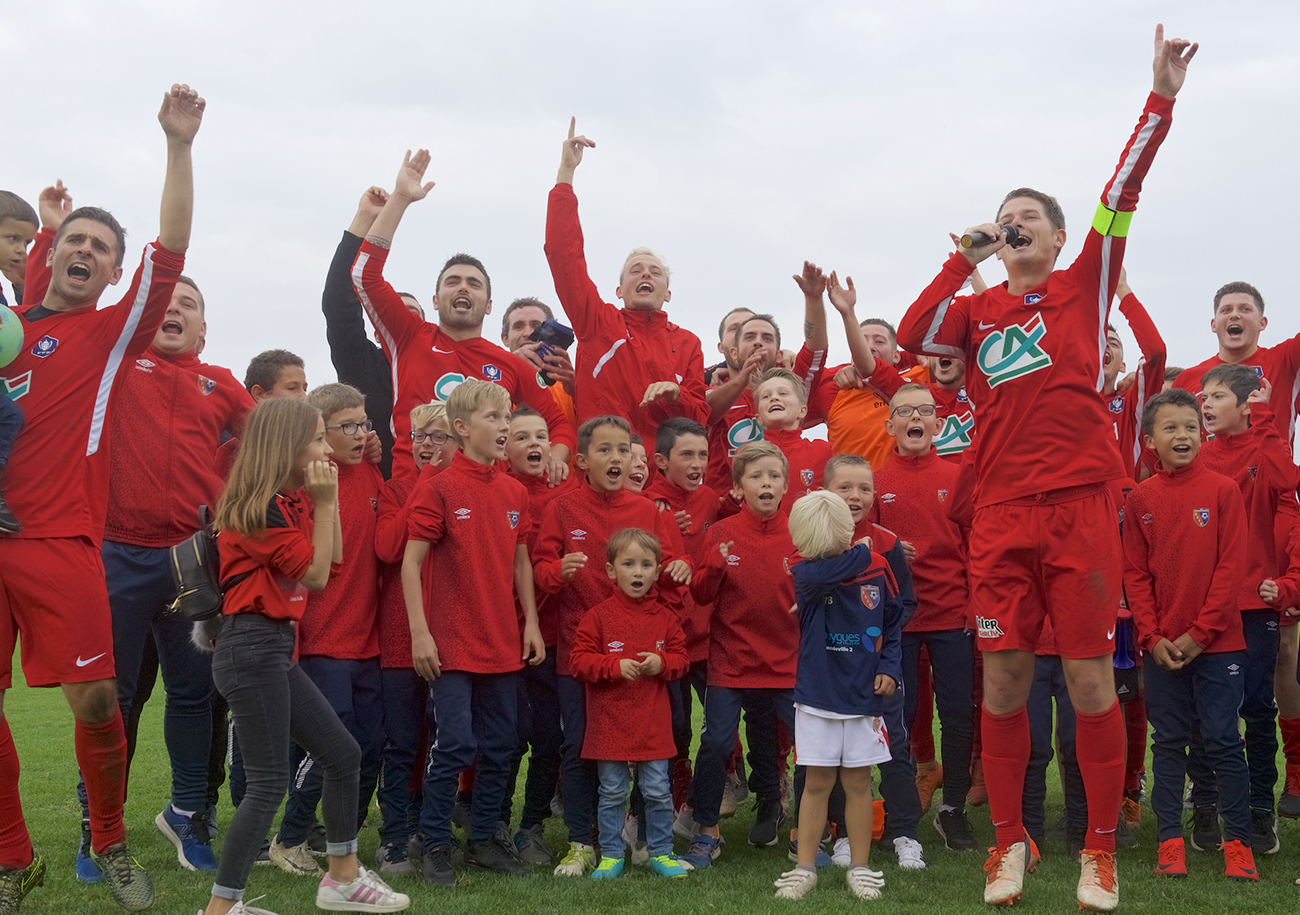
left=1091, top=203, right=1133, bottom=238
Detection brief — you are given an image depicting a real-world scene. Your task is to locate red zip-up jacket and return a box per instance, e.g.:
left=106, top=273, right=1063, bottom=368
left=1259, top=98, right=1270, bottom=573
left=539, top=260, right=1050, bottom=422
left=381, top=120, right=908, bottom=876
left=870, top=447, right=970, bottom=631
left=570, top=590, right=688, bottom=761
left=644, top=477, right=720, bottom=662
left=533, top=482, right=686, bottom=675
left=1124, top=461, right=1248, bottom=653
left=544, top=183, right=708, bottom=445
left=762, top=427, right=832, bottom=510
left=691, top=504, right=798, bottom=689
left=105, top=346, right=253, bottom=547
left=374, top=468, right=430, bottom=668
left=351, top=242, right=575, bottom=477
left=509, top=469, right=578, bottom=646
left=1198, top=401, right=1298, bottom=612
left=298, top=460, right=382, bottom=660
left=1102, top=292, right=1165, bottom=481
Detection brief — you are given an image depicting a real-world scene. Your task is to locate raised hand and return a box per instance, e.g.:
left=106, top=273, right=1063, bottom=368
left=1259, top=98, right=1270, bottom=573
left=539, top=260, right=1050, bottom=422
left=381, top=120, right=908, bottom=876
left=717, top=540, right=735, bottom=563
left=357, top=186, right=389, bottom=223
left=665, top=559, right=692, bottom=585
left=558, top=117, right=596, bottom=184
left=826, top=271, right=857, bottom=316
left=1152, top=23, right=1198, bottom=99
left=792, top=261, right=827, bottom=299
left=38, top=180, right=74, bottom=232
left=393, top=149, right=435, bottom=202
left=1116, top=265, right=1132, bottom=301
left=157, top=83, right=205, bottom=146
left=641, top=381, right=681, bottom=407
left=1247, top=376, right=1273, bottom=407
left=304, top=460, right=339, bottom=506
left=958, top=222, right=1007, bottom=266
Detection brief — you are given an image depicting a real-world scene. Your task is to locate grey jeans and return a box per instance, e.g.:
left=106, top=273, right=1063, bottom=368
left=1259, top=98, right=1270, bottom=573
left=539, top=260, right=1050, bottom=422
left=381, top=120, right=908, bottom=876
left=210, top=613, right=361, bottom=900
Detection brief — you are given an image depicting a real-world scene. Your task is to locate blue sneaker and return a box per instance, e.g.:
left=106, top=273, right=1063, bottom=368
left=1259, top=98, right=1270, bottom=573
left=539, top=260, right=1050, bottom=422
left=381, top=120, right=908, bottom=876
left=75, top=826, right=103, bottom=884
left=590, top=856, right=624, bottom=879
left=155, top=806, right=218, bottom=871
left=787, top=836, right=832, bottom=868
left=682, top=834, right=723, bottom=870
left=647, top=854, right=690, bottom=878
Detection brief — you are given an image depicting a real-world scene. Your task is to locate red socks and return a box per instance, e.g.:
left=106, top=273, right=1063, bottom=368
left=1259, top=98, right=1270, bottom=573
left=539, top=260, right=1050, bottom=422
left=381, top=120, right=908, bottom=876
left=1075, top=700, right=1125, bottom=854
left=1123, top=694, right=1148, bottom=793
left=75, top=710, right=128, bottom=853
left=981, top=705, right=1031, bottom=849
left=1279, top=716, right=1300, bottom=771
left=0, top=719, right=31, bottom=870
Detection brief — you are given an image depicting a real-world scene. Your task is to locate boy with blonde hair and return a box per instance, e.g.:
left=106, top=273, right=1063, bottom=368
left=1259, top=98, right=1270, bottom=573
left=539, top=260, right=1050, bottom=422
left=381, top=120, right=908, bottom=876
left=753, top=367, right=832, bottom=508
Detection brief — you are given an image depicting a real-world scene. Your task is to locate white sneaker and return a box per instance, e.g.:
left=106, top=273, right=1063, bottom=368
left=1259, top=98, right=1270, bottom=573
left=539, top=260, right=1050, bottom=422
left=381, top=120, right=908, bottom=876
left=673, top=806, right=699, bottom=839
left=623, top=814, right=649, bottom=865
left=720, top=774, right=740, bottom=818
left=831, top=837, right=851, bottom=867
left=268, top=838, right=323, bottom=877
left=846, top=866, right=885, bottom=900
left=774, top=867, right=818, bottom=899
left=553, top=842, right=596, bottom=877
left=1077, top=849, right=1119, bottom=912
left=983, top=841, right=1028, bottom=906
left=892, top=837, right=926, bottom=870
left=201, top=898, right=280, bottom=915
left=316, top=866, right=410, bottom=912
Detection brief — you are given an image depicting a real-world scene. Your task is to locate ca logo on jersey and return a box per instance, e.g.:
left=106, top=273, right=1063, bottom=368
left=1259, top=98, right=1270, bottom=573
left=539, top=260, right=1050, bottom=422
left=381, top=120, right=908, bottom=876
left=935, top=412, right=974, bottom=456
left=1, top=371, right=31, bottom=401
left=434, top=372, right=466, bottom=401
left=727, top=418, right=763, bottom=455
left=977, top=312, right=1052, bottom=389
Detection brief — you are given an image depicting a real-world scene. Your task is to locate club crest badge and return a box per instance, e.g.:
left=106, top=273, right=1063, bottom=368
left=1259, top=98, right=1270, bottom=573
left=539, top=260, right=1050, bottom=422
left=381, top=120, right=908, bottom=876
left=482, top=364, right=502, bottom=382
left=197, top=375, right=216, bottom=396
left=1193, top=508, right=1209, bottom=527
left=937, top=489, right=948, bottom=502
left=800, top=469, right=813, bottom=487
left=1024, top=293, right=1043, bottom=305
left=860, top=584, right=881, bottom=610
left=31, top=335, right=58, bottom=358
left=507, top=511, right=519, bottom=529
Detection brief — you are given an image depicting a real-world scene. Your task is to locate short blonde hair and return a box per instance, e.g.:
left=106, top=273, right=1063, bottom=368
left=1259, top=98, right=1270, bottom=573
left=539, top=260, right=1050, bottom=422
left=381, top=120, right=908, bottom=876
left=788, top=490, right=854, bottom=560
left=731, top=440, right=788, bottom=486
left=446, top=379, right=511, bottom=442
left=307, top=382, right=365, bottom=422
left=754, top=367, right=807, bottom=406
left=410, top=401, right=448, bottom=431
left=823, top=453, right=872, bottom=487
left=888, top=383, right=934, bottom=410
left=619, top=246, right=671, bottom=287
left=606, top=528, right=662, bottom=564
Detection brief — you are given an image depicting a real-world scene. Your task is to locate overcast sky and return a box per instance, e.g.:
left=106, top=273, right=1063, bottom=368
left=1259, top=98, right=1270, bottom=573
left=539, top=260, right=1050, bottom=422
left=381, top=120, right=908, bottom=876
left=4, top=3, right=1297, bottom=404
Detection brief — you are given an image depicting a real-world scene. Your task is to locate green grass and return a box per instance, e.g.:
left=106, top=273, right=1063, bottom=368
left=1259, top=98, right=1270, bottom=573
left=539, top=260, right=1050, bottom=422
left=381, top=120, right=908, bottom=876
left=8, top=671, right=1300, bottom=914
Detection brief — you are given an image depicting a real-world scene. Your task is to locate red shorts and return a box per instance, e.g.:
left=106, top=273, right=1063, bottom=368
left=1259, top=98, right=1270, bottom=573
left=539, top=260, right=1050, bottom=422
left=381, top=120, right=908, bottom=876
left=969, top=484, right=1120, bottom=659
left=0, top=538, right=115, bottom=688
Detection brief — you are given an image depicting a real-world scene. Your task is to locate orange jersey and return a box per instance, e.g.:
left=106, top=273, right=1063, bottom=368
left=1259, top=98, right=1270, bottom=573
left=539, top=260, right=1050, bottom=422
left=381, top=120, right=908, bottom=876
left=808, top=362, right=930, bottom=470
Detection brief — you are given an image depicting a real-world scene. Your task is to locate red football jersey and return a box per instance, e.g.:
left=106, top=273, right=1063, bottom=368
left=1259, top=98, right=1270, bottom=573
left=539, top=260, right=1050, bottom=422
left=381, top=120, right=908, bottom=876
left=508, top=469, right=578, bottom=646
left=1101, top=292, right=1166, bottom=481
left=351, top=241, right=576, bottom=476
left=870, top=447, right=970, bottom=631
left=220, top=492, right=315, bottom=621
left=1124, top=461, right=1248, bottom=654
left=691, top=504, right=798, bottom=689
left=763, top=427, right=832, bottom=510
left=898, top=92, right=1176, bottom=508
left=1175, top=334, right=1300, bottom=450
left=544, top=183, right=709, bottom=445
left=406, top=451, right=531, bottom=674
left=375, top=471, right=419, bottom=668
left=2, top=232, right=183, bottom=542
left=644, top=477, right=720, bottom=662
left=570, top=590, right=688, bottom=761
left=298, top=461, right=383, bottom=660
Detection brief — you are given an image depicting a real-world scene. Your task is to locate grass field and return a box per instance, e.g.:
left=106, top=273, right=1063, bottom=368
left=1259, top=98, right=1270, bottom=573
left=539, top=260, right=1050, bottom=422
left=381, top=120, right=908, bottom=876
left=8, top=671, right=1300, bottom=914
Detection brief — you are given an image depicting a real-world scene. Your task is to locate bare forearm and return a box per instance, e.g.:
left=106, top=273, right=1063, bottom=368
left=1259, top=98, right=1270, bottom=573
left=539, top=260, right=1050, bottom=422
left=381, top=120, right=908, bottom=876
left=301, top=503, right=336, bottom=590
left=706, top=375, right=748, bottom=425
left=158, top=140, right=194, bottom=252
left=841, top=308, right=875, bottom=376
left=367, top=196, right=415, bottom=248
left=402, top=552, right=432, bottom=638
left=804, top=293, right=828, bottom=353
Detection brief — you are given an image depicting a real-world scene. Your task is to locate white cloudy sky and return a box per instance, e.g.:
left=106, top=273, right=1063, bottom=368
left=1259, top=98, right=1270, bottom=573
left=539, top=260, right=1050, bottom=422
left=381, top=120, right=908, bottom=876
left=3, top=2, right=1298, bottom=396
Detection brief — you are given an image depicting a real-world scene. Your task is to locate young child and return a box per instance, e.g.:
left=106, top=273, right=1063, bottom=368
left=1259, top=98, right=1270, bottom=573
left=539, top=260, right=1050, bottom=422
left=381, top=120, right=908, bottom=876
left=1124, top=388, right=1255, bottom=880
left=774, top=491, right=904, bottom=900
left=202, top=397, right=408, bottom=915
left=683, top=441, right=798, bottom=868
left=0, top=191, right=38, bottom=532
left=216, top=350, right=311, bottom=480
left=272, top=384, right=385, bottom=875
left=646, top=418, right=719, bottom=812
left=753, top=367, right=831, bottom=508
left=372, top=401, right=454, bottom=875
left=401, top=379, right=545, bottom=886
left=570, top=529, right=692, bottom=879
left=532, top=415, right=688, bottom=876
left=870, top=384, right=975, bottom=851
left=502, top=404, right=573, bottom=864
left=627, top=434, right=651, bottom=492
left=1192, top=365, right=1298, bottom=853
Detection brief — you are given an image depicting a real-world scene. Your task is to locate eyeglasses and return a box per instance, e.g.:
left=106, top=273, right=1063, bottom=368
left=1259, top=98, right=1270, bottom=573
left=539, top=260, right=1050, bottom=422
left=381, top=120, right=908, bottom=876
left=326, top=420, right=374, bottom=435
left=411, top=430, right=451, bottom=445
left=890, top=404, right=936, bottom=418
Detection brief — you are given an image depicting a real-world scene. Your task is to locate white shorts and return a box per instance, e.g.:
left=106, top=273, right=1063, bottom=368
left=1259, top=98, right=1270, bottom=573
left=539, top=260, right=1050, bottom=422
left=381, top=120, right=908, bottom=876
left=794, top=706, right=891, bottom=768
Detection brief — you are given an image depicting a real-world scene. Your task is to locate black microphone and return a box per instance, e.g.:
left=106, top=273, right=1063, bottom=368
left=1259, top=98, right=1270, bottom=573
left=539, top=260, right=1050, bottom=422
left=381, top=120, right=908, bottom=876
left=961, top=225, right=1021, bottom=249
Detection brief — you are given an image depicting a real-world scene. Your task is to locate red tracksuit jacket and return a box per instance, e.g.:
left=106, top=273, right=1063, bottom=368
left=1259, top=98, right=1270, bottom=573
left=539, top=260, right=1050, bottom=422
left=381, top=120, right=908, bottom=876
left=1101, top=292, right=1165, bottom=481
left=374, top=468, right=429, bottom=668
left=762, top=427, right=833, bottom=510
left=1123, top=460, right=1248, bottom=653
left=644, top=477, right=720, bottom=662
left=508, top=469, right=578, bottom=646
left=691, top=504, right=798, bottom=689
left=570, top=591, right=688, bottom=761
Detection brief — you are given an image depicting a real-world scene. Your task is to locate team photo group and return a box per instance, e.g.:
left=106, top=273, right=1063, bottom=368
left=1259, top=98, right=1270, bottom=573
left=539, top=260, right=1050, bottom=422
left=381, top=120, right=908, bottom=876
left=0, top=20, right=1295, bottom=915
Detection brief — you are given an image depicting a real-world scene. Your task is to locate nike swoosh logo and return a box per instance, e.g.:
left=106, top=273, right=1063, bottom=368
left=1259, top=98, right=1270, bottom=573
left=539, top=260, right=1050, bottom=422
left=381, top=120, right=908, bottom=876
left=978, top=320, right=996, bottom=331
left=75, top=653, right=107, bottom=668
left=432, top=347, right=454, bottom=354
left=1106, top=629, right=1116, bottom=641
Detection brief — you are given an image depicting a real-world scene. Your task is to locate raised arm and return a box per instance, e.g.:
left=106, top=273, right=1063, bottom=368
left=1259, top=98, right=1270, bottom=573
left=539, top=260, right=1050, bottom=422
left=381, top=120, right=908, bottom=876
left=366, top=149, right=435, bottom=249
left=325, top=188, right=389, bottom=378
left=556, top=116, right=595, bottom=186
left=1115, top=269, right=1167, bottom=395
left=794, top=261, right=828, bottom=356
left=827, top=271, right=876, bottom=378
left=157, top=84, right=205, bottom=253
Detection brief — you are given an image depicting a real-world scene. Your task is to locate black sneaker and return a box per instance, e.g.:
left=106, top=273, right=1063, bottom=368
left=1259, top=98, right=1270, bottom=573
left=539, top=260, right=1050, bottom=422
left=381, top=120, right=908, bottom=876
left=253, top=836, right=273, bottom=866
left=89, top=842, right=155, bottom=912
left=0, top=494, right=20, bottom=535
left=933, top=808, right=976, bottom=850
left=466, top=836, right=528, bottom=876
left=748, top=798, right=787, bottom=847
left=1114, top=814, right=1137, bottom=849
left=1190, top=805, right=1221, bottom=852
left=1251, top=807, right=1279, bottom=855
left=306, top=819, right=327, bottom=857
left=421, top=845, right=457, bottom=887
left=0, top=851, right=44, bottom=914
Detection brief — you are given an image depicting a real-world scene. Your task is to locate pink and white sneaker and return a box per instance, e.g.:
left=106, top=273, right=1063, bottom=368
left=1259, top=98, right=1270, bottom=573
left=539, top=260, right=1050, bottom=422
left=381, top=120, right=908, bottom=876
left=315, top=866, right=410, bottom=912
